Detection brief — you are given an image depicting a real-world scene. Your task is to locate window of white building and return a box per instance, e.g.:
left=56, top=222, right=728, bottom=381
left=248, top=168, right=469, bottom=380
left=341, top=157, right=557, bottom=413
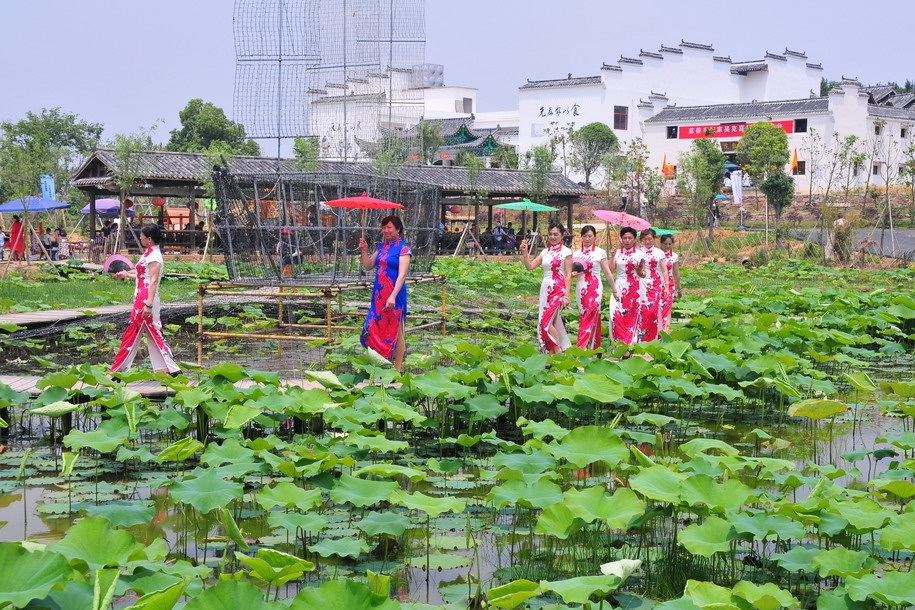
left=666, top=126, right=677, bottom=139
left=874, top=124, right=883, bottom=136
left=614, top=106, right=629, bottom=130
left=873, top=164, right=881, bottom=176
left=794, top=119, right=807, bottom=133
left=902, top=127, right=909, bottom=138
left=792, top=161, right=806, bottom=176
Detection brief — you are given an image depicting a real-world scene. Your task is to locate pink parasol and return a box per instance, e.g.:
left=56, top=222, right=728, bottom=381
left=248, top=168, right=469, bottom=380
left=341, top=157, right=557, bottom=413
left=325, top=192, right=404, bottom=210
left=593, top=210, right=651, bottom=231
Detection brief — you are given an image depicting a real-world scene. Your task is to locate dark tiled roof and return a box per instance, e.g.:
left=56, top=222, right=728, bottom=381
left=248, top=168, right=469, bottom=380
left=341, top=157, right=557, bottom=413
left=765, top=52, right=787, bottom=62
left=713, top=55, right=732, bottom=63
left=731, top=62, right=768, bottom=75
left=601, top=63, right=623, bottom=72
left=72, top=149, right=586, bottom=197
left=806, top=62, right=823, bottom=70
left=658, top=45, right=683, bottom=54
left=519, top=75, right=602, bottom=89
left=890, top=93, right=915, bottom=108
left=784, top=49, right=808, bottom=59
left=312, top=92, right=385, bottom=104
left=645, top=98, right=830, bottom=123
left=865, top=85, right=895, bottom=105
left=680, top=40, right=714, bottom=51
left=869, top=106, right=915, bottom=121
left=619, top=56, right=643, bottom=65
left=639, top=50, right=663, bottom=60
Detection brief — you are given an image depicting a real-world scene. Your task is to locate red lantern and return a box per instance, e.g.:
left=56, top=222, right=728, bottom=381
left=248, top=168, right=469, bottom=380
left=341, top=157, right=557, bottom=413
left=152, top=197, right=166, bottom=207
left=449, top=205, right=461, bottom=214
left=123, top=199, right=134, bottom=209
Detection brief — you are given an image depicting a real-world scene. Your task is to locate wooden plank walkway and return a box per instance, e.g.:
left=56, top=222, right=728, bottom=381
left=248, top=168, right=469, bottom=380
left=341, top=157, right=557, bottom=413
left=0, top=305, right=133, bottom=329
left=0, top=374, right=325, bottom=398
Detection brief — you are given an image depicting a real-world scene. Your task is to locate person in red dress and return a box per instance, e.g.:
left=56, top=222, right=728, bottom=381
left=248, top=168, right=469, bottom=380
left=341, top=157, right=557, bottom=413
left=110, top=225, right=181, bottom=375
left=608, top=226, right=644, bottom=346
left=572, top=225, right=613, bottom=349
left=659, top=234, right=681, bottom=332
left=636, top=228, right=670, bottom=343
left=9, top=215, right=25, bottom=261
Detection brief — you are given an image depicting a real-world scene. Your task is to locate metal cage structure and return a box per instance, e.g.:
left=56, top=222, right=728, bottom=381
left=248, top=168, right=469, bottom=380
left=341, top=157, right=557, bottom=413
left=211, top=169, right=441, bottom=286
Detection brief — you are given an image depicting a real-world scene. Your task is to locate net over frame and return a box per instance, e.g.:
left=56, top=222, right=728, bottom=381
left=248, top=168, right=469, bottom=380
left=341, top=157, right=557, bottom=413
left=212, top=169, right=440, bottom=286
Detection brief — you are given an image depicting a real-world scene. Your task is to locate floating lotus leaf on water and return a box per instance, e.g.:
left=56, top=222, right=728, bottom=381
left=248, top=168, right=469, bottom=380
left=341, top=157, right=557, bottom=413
left=844, top=571, right=915, bottom=606
left=539, top=575, right=623, bottom=605
left=680, top=515, right=738, bottom=556
left=169, top=468, right=244, bottom=514
left=309, top=537, right=371, bottom=559
left=812, top=547, right=877, bottom=579
left=0, top=542, right=72, bottom=607
left=256, top=481, right=323, bottom=511
left=406, top=552, right=473, bottom=571
left=329, top=474, right=397, bottom=508
left=731, top=581, right=800, bottom=610
left=288, top=579, right=400, bottom=609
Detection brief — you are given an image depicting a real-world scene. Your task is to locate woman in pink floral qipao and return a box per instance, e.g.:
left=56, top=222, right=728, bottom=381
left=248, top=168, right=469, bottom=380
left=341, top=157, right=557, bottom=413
left=636, top=228, right=670, bottom=343
left=608, top=226, right=644, bottom=346
left=659, top=234, right=681, bottom=332
left=572, top=225, right=613, bottom=349
left=521, top=223, right=572, bottom=354
left=111, top=225, right=181, bottom=374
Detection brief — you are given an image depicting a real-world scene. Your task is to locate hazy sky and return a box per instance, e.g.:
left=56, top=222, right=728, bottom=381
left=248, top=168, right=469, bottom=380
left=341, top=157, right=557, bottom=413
left=1, top=0, right=911, bottom=144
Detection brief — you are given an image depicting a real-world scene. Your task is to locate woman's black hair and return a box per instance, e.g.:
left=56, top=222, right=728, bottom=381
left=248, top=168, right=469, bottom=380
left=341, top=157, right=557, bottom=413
left=380, top=215, right=403, bottom=235
left=581, top=224, right=596, bottom=236
left=548, top=222, right=565, bottom=234
left=660, top=234, right=674, bottom=244
left=141, top=224, right=163, bottom=244
left=639, top=228, right=657, bottom=239
left=619, top=226, right=637, bottom=238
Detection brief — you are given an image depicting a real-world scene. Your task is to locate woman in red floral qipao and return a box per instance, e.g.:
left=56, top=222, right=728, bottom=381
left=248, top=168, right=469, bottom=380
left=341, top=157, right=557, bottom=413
left=572, top=225, right=613, bottom=349
left=659, top=234, right=681, bottom=332
left=636, top=228, right=670, bottom=343
left=360, top=215, right=411, bottom=372
left=111, top=225, right=181, bottom=374
left=608, top=226, right=644, bottom=346
left=521, top=222, right=573, bottom=354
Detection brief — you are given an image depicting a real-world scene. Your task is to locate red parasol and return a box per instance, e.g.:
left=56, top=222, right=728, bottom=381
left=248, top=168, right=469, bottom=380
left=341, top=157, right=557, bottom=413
left=325, top=192, right=403, bottom=210
left=593, top=210, right=651, bottom=231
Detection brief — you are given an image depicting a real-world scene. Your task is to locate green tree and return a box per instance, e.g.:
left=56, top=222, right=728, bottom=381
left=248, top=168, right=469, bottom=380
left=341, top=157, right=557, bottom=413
left=677, top=139, right=726, bottom=239
left=491, top=144, right=519, bottom=169
left=819, top=77, right=841, bottom=97
left=292, top=137, right=320, bottom=172
left=372, top=135, right=409, bottom=176
left=570, top=122, right=618, bottom=189
left=759, top=169, right=795, bottom=245
left=736, top=122, right=790, bottom=185
left=525, top=145, right=555, bottom=207
left=0, top=108, right=102, bottom=202
left=166, top=99, right=260, bottom=156
left=417, top=122, right=443, bottom=165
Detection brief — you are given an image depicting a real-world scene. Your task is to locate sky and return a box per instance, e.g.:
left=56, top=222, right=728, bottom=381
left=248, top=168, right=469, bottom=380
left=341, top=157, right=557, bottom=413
left=1, top=0, right=912, bottom=145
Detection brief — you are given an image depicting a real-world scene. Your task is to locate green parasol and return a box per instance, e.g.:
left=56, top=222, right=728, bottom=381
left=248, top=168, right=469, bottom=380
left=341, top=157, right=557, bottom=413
left=494, top=199, right=559, bottom=212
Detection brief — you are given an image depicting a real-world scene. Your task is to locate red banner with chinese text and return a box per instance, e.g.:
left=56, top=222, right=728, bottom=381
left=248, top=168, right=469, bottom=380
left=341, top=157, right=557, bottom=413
left=678, top=120, right=794, bottom=139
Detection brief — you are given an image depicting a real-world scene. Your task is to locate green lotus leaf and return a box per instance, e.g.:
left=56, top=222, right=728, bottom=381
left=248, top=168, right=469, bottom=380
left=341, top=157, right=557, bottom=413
left=410, top=369, right=473, bottom=400
left=169, top=468, right=244, bottom=514
left=627, top=413, right=677, bottom=428
left=30, top=400, right=82, bottom=417
left=535, top=501, right=582, bottom=539
left=157, top=436, right=204, bottom=462
left=512, top=384, right=553, bottom=403
left=183, top=579, right=274, bottom=610
left=485, top=579, right=541, bottom=609
left=771, top=545, right=819, bottom=573
left=83, top=501, right=156, bottom=528
left=679, top=474, right=753, bottom=513
left=376, top=398, right=425, bottom=425
left=51, top=516, right=145, bottom=571
left=406, top=552, right=473, bottom=570
left=599, top=558, right=642, bottom=583
left=487, top=478, right=563, bottom=510
left=124, top=580, right=186, bottom=610
left=205, top=362, right=249, bottom=382
left=518, top=417, right=570, bottom=441
left=832, top=497, right=893, bottom=533
left=200, top=438, right=256, bottom=466
left=678, top=516, right=737, bottom=557
left=307, top=537, right=371, bottom=559
left=267, top=510, right=328, bottom=535
left=220, top=401, right=263, bottom=429
left=93, top=568, right=120, bottom=610
left=683, top=579, right=747, bottom=609
left=813, top=588, right=867, bottom=610
left=731, top=581, right=800, bottom=610
left=812, top=547, right=876, bottom=578
left=726, top=510, right=805, bottom=541
left=344, top=433, right=410, bottom=453
left=0, top=542, right=72, bottom=607
left=173, top=388, right=211, bottom=409
left=64, top=419, right=130, bottom=454
left=563, top=485, right=645, bottom=529
left=540, top=575, right=623, bottom=605
left=568, top=373, right=626, bottom=403
left=879, top=512, right=915, bottom=551
left=234, top=552, right=309, bottom=586
left=547, top=425, right=628, bottom=469
left=329, top=474, right=398, bottom=508
left=465, top=393, right=508, bottom=421
left=678, top=438, right=740, bottom=458
left=390, top=490, right=465, bottom=517
left=703, top=383, right=744, bottom=401
left=219, top=507, right=249, bottom=551
left=256, top=481, right=323, bottom=511
left=628, top=465, right=687, bottom=503
left=872, top=478, right=915, bottom=499
left=843, top=371, right=876, bottom=392
left=258, top=548, right=315, bottom=571
left=652, top=598, right=703, bottom=609
left=492, top=451, right=556, bottom=474
left=356, top=511, right=410, bottom=538
left=118, top=565, right=183, bottom=597
left=876, top=431, right=915, bottom=450
left=353, top=463, right=427, bottom=482
left=845, top=571, right=915, bottom=606
left=884, top=380, right=915, bottom=398
left=288, top=579, right=400, bottom=609
left=787, top=398, right=846, bottom=420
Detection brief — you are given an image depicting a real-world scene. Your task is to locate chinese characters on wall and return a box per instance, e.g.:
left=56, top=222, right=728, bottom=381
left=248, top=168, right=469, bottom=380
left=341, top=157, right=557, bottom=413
left=678, top=120, right=794, bottom=139
left=539, top=104, right=580, bottom=117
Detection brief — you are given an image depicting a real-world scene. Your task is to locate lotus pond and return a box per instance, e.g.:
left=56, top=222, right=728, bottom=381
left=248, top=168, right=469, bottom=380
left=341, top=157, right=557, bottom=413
left=1, top=259, right=915, bottom=609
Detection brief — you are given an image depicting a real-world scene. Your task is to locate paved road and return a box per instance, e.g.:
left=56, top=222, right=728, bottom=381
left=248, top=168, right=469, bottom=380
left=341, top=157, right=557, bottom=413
left=788, top=228, right=915, bottom=259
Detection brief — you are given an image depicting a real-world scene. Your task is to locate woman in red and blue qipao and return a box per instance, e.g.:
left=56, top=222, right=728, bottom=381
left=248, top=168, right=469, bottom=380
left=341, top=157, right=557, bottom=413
left=659, top=234, right=681, bottom=332
left=608, top=226, right=644, bottom=346
left=521, top=222, right=572, bottom=354
left=573, top=225, right=613, bottom=349
left=636, top=228, right=670, bottom=343
left=360, top=215, right=412, bottom=371
left=111, top=224, right=181, bottom=375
